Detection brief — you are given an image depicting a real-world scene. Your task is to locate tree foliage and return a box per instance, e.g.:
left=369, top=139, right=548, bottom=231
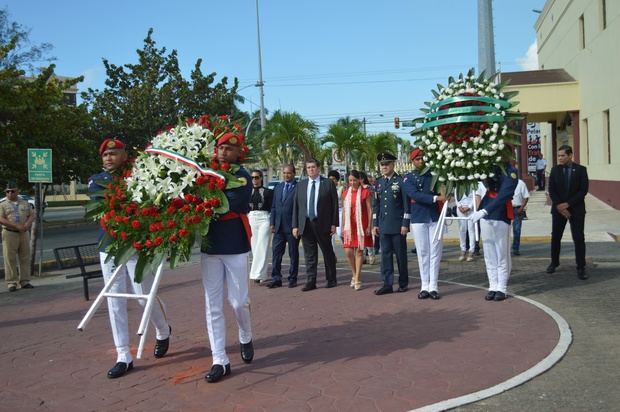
left=82, top=29, right=241, bottom=153
left=260, top=110, right=320, bottom=167
left=0, top=10, right=92, bottom=189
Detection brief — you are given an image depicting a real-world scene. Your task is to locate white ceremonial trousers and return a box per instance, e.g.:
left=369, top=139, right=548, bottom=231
left=201, top=252, right=253, bottom=366
left=249, top=211, right=271, bottom=281
left=99, top=252, right=169, bottom=363
left=456, top=208, right=476, bottom=252
left=411, top=222, right=444, bottom=292
left=480, top=219, right=512, bottom=293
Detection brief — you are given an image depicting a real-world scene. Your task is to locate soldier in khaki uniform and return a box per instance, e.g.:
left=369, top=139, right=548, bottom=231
left=0, top=181, right=35, bottom=292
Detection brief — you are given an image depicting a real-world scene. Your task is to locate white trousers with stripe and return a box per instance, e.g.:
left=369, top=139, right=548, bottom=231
left=411, top=222, right=443, bottom=292
left=480, top=219, right=512, bottom=293
left=201, top=252, right=253, bottom=366
left=99, top=253, right=170, bottom=363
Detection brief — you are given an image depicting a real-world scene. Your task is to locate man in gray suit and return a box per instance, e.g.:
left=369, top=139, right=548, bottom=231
left=292, top=159, right=339, bottom=291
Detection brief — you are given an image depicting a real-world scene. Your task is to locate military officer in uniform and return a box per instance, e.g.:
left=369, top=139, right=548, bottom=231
left=89, top=138, right=172, bottom=379
left=200, top=131, right=254, bottom=383
left=470, top=161, right=518, bottom=301
left=0, top=181, right=35, bottom=292
left=372, top=152, right=410, bottom=295
left=403, top=148, right=446, bottom=300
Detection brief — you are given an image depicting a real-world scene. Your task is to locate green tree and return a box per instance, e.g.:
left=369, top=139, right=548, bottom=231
left=261, top=110, right=320, bottom=167
left=321, top=117, right=364, bottom=172
left=82, top=29, right=240, bottom=152
left=0, top=10, right=92, bottom=189
left=361, top=132, right=400, bottom=172
left=0, top=8, right=54, bottom=73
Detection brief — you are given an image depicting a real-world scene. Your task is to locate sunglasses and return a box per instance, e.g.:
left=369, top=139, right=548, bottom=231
left=251, top=176, right=262, bottom=180
left=5, top=189, right=16, bottom=193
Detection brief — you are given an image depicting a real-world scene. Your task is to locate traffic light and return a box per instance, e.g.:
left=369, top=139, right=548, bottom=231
left=394, top=117, right=400, bottom=129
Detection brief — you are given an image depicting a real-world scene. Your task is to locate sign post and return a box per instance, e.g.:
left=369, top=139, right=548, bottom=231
left=28, top=149, right=52, bottom=277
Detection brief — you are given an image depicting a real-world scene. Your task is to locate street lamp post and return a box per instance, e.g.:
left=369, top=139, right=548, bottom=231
left=255, top=0, right=267, bottom=129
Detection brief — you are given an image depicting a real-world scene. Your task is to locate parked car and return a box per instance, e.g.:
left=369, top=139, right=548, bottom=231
left=267, top=180, right=281, bottom=190
left=0, top=194, right=48, bottom=210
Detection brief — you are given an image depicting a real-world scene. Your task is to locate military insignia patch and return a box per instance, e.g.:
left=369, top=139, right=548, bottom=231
left=239, top=177, right=247, bottom=185
left=107, top=140, right=117, bottom=149
left=229, top=137, right=238, bottom=145
left=510, top=172, right=517, bottom=179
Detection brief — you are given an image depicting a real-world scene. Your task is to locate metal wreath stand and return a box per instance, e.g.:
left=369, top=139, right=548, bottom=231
left=77, top=261, right=165, bottom=360
left=432, top=188, right=480, bottom=243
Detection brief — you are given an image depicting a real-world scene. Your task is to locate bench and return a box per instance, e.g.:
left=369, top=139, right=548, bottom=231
left=53, top=243, right=102, bottom=301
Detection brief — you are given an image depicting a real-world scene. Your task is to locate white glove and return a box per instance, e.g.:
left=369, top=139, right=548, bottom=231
left=470, top=209, right=487, bottom=223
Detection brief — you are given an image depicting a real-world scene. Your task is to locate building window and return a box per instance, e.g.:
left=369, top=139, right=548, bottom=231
left=579, top=14, right=585, bottom=49
left=600, top=0, right=607, bottom=30
left=582, top=118, right=589, bottom=165
left=603, top=110, right=611, bottom=164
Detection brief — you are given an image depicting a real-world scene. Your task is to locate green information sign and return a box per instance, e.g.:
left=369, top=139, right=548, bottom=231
left=28, top=148, right=53, bottom=183
left=401, top=120, right=415, bottom=128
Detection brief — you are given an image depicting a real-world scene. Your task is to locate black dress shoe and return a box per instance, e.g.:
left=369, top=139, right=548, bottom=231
left=577, top=267, right=589, bottom=280
left=546, top=264, right=558, bottom=274
left=154, top=326, right=171, bottom=358
left=417, top=290, right=430, bottom=299
left=8, top=285, right=17, bottom=292
left=494, top=291, right=506, bottom=301
left=397, top=286, right=409, bottom=293
left=485, top=291, right=496, bottom=301
left=268, top=280, right=282, bottom=289
left=301, top=283, right=316, bottom=292
left=21, top=283, right=34, bottom=289
left=374, top=286, right=393, bottom=295
left=107, top=361, right=134, bottom=379
left=325, top=282, right=337, bottom=288
left=253, top=279, right=261, bottom=284
left=288, top=280, right=297, bottom=288
left=240, top=340, right=254, bottom=363
left=429, top=291, right=441, bottom=300
left=205, top=363, right=231, bottom=383
left=513, top=250, right=521, bottom=256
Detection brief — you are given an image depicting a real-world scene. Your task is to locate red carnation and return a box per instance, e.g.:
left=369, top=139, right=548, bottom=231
left=145, top=239, right=153, bottom=248
left=166, top=206, right=176, bottom=214
left=220, top=162, right=231, bottom=172
left=167, top=220, right=177, bottom=229
left=133, top=241, right=143, bottom=250
left=204, top=208, right=213, bottom=217
left=179, top=229, right=189, bottom=237
left=149, top=223, right=159, bottom=232
left=212, top=198, right=221, bottom=207
left=171, top=197, right=185, bottom=209
left=131, top=220, right=141, bottom=229
left=154, top=236, right=163, bottom=246
left=168, top=234, right=179, bottom=242
left=121, top=231, right=128, bottom=241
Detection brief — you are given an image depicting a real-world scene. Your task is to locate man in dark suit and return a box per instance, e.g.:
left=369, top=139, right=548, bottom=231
left=292, top=158, right=339, bottom=291
left=546, top=144, right=589, bottom=279
left=268, top=165, right=300, bottom=288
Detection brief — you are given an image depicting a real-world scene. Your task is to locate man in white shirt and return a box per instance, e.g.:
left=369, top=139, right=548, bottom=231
left=535, top=154, right=547, bottom=191
left=511, top=179, right=530, bottom=255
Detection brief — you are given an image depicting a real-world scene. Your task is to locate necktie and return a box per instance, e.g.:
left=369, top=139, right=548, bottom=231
left=308, top=180, right=316, bottom=220
left=564, top=166, right=571, bottom=191
left=282, top=183, right=289, bottom=202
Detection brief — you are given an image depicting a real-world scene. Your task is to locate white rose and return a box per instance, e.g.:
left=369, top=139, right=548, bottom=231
left=480, top=173, right=487, bottom=179
left=499, top=92, right=505, bottom=98
left=498, top=143, right=505, bottom=150
left=467, top=148, right=473, bottom=154
left=444, top=159, right=450, bottom=165
left=467, top=162, right=473, bottom=168
left=474, top=173, right=480, bottom=178
left=434, top=127, right=439, bottom=132
left=491, top=144, right=498, bottom=150
left=494, top=103, right=501, bottom=109
left=473, top=160, right=480, bottom=166
left=489, top=173, right=495, bottom=178
left=501, top=130, right=507, bottom=136
left=459, top=175, right=466, bottom=180
left=479, top=137, right=485, bottom=144
left=427, top=130, right=434, bottom=137
left=484, top=129, right=491, bottom=135
left=439, top=177, right=446, bottom=182
left=489, top=135, right=496, bottom=142
left=492, top=123, right=499, bottom=132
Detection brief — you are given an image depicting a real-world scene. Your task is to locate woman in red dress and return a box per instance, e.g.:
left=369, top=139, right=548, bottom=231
left=341, top=170, right=373, bottom=290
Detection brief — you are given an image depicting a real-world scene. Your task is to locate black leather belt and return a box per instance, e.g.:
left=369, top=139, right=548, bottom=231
left=3, top=228, right=20, bottom=233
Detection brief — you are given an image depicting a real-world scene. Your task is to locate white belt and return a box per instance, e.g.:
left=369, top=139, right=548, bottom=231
left=249, top=210, right=269, bottom=214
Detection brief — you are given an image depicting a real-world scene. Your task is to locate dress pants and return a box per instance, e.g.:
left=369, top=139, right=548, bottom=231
left=411, top=222, right=443, bottom=292
left=201, top=252, right=253, bottom=366
left=2, top=230, right=31, bottom=286
left=480, top=220, right=511, bottom=293
left=551, top=212, right=586, bottom=269
left=249, top=211, right=271, bottom=281
left=271, top=230, right=299, bottom=282
left=379, top=233, right=409, bottom=288
left=456, top=210, right=475, bottom=253
left=301, top=218, right=337, bottom=285
left=99, top=253, right=170, bottom=363
left=536, top=169, right=545, bottom=190
left=512, top=206, right=524, bottom=252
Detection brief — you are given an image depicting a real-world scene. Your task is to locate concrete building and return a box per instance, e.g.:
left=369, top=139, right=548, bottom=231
left=502, top=0, right=619, bottom=209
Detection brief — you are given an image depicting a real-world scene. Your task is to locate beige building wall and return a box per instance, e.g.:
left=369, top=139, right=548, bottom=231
left=535, top=0, right=620, bottom=182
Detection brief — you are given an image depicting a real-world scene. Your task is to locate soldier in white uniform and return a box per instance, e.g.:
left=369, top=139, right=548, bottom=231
left=200, top=132, right=254, bottom=383
left=88, top=138, right=171, bottom=379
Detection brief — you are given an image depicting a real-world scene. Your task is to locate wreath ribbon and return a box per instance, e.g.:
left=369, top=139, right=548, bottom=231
left=145, top=147, right=226, bottom=184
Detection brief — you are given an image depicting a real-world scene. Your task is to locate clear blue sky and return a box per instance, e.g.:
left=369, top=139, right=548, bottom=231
left=3, top=0, right=544, bottom=140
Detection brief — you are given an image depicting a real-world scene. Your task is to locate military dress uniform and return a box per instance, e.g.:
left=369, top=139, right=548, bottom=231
left=373, top=170, right=410, bottom=292
left=88, top=168, right=171, bottom=372
left=471, top=162, right=518, bottom=301
left=200, top=163, right=254, bottom=380
left=0, top=188, right=34, bottom=291
left=402, top=168, right=444, bottom=298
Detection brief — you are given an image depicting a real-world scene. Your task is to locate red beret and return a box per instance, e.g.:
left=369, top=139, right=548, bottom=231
left=217, top=132, right=244, bottom=147
left=410, top=147, right=423, bottom=161
left=99, top=138, right=126, bottom=155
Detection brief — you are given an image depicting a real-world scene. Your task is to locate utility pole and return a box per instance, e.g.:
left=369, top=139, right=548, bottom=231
left=477, top=0, right=496, bottom=77
left=255, top=0, right=267, bottom=129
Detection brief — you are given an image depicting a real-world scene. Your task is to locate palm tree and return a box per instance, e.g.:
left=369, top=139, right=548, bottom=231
left=360, top=131, right=400, bottom=172
left=260, top=110, right=320, bottom=167
left=321, top=117, right=364, bottom=172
